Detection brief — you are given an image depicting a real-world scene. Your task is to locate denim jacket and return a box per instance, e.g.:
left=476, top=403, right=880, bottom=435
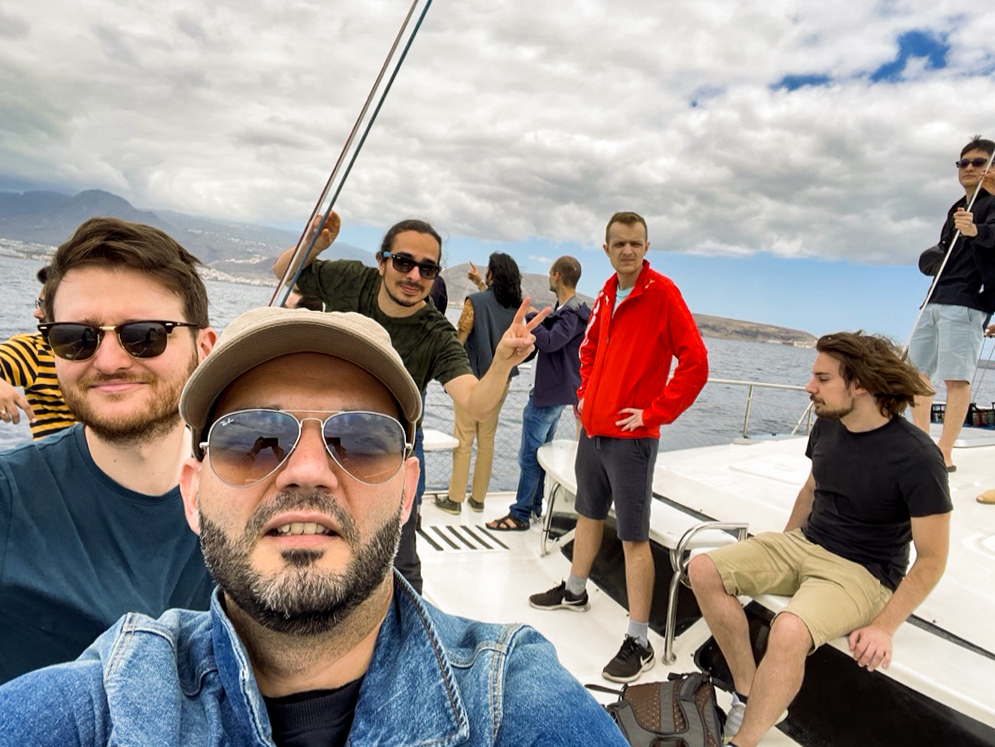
left=0, top=576, right=627, bottom=746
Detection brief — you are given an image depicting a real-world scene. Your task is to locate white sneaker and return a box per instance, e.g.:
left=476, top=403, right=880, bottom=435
left=723, top=693, right=787, bottom=744
left=723, top=693, right=746, bottom=744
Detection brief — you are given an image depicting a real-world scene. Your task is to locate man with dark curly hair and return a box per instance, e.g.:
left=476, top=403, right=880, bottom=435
left=689, top=331, right=951, bottom=747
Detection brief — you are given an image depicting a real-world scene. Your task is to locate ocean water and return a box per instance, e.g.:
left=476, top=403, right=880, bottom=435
left=3, top=253, right=994, bottom=491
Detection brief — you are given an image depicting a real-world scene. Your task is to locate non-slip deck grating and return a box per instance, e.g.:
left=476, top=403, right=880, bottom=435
left=417, top=524, right=510, bottom=553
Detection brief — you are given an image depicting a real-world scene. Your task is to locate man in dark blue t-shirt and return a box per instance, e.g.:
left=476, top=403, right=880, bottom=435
left=689, top=331, right=951, bottom=747
left=0, top=217, right=217, bottom=684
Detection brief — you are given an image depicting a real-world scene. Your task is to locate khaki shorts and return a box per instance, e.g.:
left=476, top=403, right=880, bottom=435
left=706, top=529, right=893, bottom=649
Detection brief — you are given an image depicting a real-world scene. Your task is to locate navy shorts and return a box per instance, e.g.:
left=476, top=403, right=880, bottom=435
left=574, top=430, right=658, bottom=542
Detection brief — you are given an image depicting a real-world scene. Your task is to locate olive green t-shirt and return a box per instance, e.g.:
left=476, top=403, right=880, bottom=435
left=297, top=259, right=471, bottom=398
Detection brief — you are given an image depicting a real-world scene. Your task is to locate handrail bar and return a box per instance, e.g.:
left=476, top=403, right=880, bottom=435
left=706, top=378, right=807, bottom=392
left=663, top=521, right=750, bottom=664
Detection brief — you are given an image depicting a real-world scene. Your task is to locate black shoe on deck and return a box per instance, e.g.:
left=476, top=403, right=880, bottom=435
left=602, top=635, right=655, bottom=683
left=528, top=581, right=590, bottom=612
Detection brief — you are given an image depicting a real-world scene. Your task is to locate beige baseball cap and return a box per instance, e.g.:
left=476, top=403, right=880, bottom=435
left=180, top=306, right=422, bottom=457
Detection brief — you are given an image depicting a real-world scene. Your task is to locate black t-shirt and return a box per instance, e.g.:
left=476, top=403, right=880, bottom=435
left=802, top=416, right=952, bottom=591
left=264, top=677, right=364, bottom=747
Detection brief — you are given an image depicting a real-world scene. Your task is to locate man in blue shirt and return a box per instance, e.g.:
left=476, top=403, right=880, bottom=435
left=487, top=255, right=590, bottom=530
left=0, top=217, right=216, bottom=684
left=0, top=307, right=627, bottom=747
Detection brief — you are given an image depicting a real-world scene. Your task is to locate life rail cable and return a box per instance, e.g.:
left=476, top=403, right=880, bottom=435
left=969, top=335, right=995, bottom=400
left=270, top=0, right=435, bottom=308
left=905, top=151, right=995, bottom=350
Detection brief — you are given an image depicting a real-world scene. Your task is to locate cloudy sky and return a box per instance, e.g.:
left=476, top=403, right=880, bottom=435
left=3, top=1, right=995, bottom=339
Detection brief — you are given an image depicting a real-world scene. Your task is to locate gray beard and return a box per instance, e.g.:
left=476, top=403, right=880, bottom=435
left=199, top=489, right=402, bottom=636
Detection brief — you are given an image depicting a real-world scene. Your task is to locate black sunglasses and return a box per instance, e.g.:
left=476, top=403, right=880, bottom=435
left=955, top=157, right=989, bottom=169
left=38, top=320, right=200, bottom=361
left=382, top=251, right=441, bottom=279
left=201, top=409, right=410, bottom=487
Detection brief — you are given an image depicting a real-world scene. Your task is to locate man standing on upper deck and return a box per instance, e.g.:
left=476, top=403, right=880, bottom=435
left=273, top=214, right=547, bottom=594
left=909, top=136, right=995, bottom=471
left=0, top=218, right=216, bottom=685
left=529, top=211, right=708, bottom=683
left=688, top=332, right=950, bottom=747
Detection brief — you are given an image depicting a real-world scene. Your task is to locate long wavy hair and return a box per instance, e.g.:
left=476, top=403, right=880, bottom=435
left=487, top=252, right=523, bottom=309
left=816, top=331, right=934, bottom=417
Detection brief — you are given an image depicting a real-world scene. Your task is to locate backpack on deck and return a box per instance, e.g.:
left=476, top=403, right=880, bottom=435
left=590, top=672, right=725, bottom=747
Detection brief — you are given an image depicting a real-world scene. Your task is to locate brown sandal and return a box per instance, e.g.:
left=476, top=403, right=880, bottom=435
left=486, top=514, right=529, bottom=531
left=977, top=489, right=995, bottom=505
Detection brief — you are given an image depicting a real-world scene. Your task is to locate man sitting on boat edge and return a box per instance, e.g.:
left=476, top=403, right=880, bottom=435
left=0, top=307, right=629, bottom=747
left=689, top=331, right=951, bottom=747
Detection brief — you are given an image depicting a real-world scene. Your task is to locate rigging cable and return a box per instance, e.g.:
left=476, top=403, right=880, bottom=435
left=270, top=0, right=435, bottom=308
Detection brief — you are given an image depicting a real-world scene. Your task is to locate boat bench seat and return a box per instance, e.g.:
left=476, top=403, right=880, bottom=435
left=537, top=441, right=995, bottom=730
left=536, top=440, right=744, bottom=557
left=421, top=428, right=459, bottom=500
left=750, top=592, right=995, bottom=727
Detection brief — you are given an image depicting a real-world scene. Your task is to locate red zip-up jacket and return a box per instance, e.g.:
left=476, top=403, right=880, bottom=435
left=577, top=261, right=708, bottom=439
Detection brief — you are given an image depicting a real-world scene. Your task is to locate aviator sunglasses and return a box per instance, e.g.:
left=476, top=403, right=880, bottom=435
left=382, top=251, right=441, bottom=279
left=955, top=157, right=990, bottom=169
left=38, top=320, right=200, bottom=361
left=201, top=409, right=410, bottom=488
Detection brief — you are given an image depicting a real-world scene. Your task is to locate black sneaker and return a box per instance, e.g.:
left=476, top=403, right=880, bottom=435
left=528, top=581, right=590, bottom=612
left=602, top=636, right=655, bottom=683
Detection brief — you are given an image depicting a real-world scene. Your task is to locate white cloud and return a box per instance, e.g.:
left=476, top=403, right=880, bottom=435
left=2, top=0, right=994, bottom=267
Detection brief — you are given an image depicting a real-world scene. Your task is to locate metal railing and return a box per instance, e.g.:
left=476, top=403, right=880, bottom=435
left=420, top=375, right=814, bottom=497
left=707, top=378, right=813, bottom=438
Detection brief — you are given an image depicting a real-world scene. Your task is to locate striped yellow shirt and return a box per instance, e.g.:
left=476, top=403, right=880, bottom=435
left=0, top=332, right=77, bottom=439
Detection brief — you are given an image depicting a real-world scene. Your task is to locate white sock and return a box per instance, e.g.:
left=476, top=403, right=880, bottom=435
left=565, top=575, right=587, bottom=596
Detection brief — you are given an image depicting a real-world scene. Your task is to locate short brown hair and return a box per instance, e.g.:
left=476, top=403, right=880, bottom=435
left=551, top=255, right=581, bottom=288
left=816, top=331, right=933, bottom=418
left=44, top=217, right=210, bottom=327
left=605, top=211, right=648, bottom=244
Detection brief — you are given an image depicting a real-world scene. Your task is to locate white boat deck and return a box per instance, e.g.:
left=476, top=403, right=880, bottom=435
left=418, top=423, right=995, bottom=742
left=651, top=425, right=995, bottom=657
left=419, top=495, right=799, bottom=745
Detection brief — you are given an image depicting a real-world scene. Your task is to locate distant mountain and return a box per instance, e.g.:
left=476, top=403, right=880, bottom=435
left=441, top=263, right=590, bottom=310
left=440, top=263, right=814, bottom=345
left=0, top=189, right=373, bottom=278
left=0, top=188, right=815, bottom=344
left=0, top=190, right=160, bottom=241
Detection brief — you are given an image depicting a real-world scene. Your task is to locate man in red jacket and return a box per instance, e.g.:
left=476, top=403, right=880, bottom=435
left=529, top=211, right=708, bottom=682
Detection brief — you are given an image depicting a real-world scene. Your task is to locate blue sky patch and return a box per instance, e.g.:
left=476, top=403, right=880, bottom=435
left=773, top=74, right=833, bottom=91
left=871, top=30, right=949, bottom=82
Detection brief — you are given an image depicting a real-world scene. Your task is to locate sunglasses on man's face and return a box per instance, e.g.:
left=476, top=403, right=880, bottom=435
left=955, top=157, right=990, bottom=170
left=201, top=409, right=410, bottom=488
left=38, top=320, right=200, bottom=361
left=382, top=251, right=441, bottom=280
